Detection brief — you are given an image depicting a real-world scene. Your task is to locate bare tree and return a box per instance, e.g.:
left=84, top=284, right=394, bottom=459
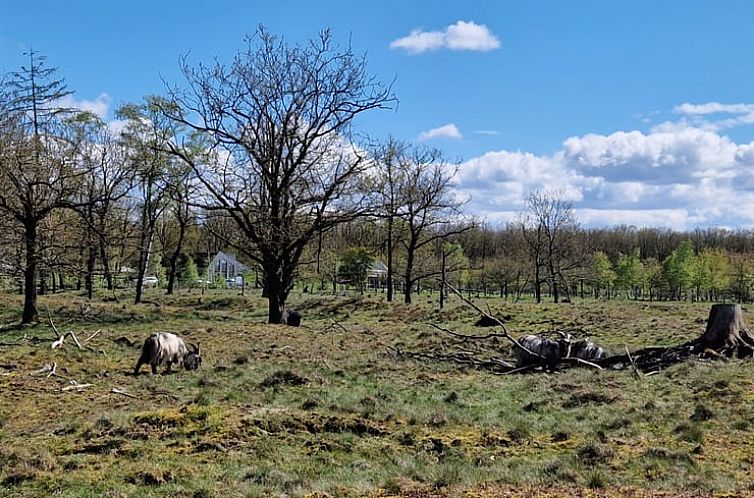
left=156, top=160, right=195, bottom=295
left=371, top=137, right=406, bottom=302
left=68, top=112, right=131, bottom=299
left=160, top=27, right=394, bottom=323
left=519, top=189, right=577, bottom=303
left=0, top=52, right=86, bottom=323
left=389, top=144, right=471, bottom=304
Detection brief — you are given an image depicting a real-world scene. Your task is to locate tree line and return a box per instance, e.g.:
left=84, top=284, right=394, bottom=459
left=0, top=29, right=474, bottom=324
left=2, top=30, right=754, bottom=327
left=304, top=203, right=754, bottom=306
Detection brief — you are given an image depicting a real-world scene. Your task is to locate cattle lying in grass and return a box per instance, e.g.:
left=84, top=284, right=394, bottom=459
left=283, top=309, right=302, bottom=327
left=569, top=339, right=608, bottom=361
left=514, top=333, right=572, bottom=372
left=515, top=334, right=609, bottom=371
left=134, top=333, right=202, bottom=375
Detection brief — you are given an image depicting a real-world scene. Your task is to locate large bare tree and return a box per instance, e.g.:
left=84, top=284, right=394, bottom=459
left=0, top=52, right=85, bottom=323
left=388, top=143, right=470, bottom=304
left=519, top=189, right=578, bottom=303
left=160, top=28, right=394, bottom=323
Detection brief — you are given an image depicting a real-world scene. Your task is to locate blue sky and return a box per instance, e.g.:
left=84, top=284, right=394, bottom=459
left=3, top=1, right=754, bottom=229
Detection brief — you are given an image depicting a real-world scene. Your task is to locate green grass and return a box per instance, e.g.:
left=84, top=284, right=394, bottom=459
left=1, top=288, right=754, bottom=497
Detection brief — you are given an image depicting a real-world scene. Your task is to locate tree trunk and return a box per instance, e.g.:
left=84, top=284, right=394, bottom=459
left=700, top=304, right=754, bottom=356
left=166, top=220, right=186, bottom=295
left=549, top=259, right=559, bottom=303
left=85, top=244, right=96, bottom=300
left=265, top=268, right=287, bottom=324
left=386, top=215, right=394, bottom=302
left=22, top=220, right=38, bottom=324
left=404, top=242, right=415, bottom=304
left=99, top=234, right=113, bottom=290
left=439, top=250, right=446, bottom=309
left=134, top=226, right=155, bottom=305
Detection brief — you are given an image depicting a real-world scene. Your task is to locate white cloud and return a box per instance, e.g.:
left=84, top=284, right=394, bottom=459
left=674, top=102, right=754, bottom=116
left=58, top=92, right=111, bottom=119
left=454, top=111, right=754, bottom=229
left=418, top=123, right=463, bottom=141
left=672, top=102, right=754, bottom=131
left=390, top=21, right=500, bottom=54
left=475, top=130, right=500, bottom=136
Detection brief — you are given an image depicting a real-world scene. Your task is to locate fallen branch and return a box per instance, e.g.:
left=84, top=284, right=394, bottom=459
left=61, top=382, right=94, bottom=392
left=430, top=323, right=508, bottom=341
left=0, top=334, right=28, bottom=347
left=625, top=345, right=640, bottom=378
left=561, top=357, right=604, bottom=370
left=83, top=329, right=103, bottom=343
left=111, top=387, right=137, bottom=399
left=51, top=331, right=83, bottom=350
left=442, top=281, right=544, bottom=360
left=47, top=307, right=62, bottom=339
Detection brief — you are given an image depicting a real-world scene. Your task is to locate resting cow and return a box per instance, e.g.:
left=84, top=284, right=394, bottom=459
left=514, top=333, right=572, bottom=372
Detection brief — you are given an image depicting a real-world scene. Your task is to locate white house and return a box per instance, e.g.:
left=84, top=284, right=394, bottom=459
left=367, top=260, right=388, bottom=289
left=207, top=251, right=248, bottom=282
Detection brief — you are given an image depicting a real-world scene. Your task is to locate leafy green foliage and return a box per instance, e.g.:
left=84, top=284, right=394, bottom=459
left=592, top=251, right=616, bottom=297
left=616, top=249, right=645, bottom=298
left=182, top=256, right=200, bottom=287
left=663, top=241, right=697, bottom=298
left=339, top=247, right=375, bottom=293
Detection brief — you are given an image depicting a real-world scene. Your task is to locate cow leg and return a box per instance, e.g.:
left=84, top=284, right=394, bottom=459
left=151, top=363, right=158, bottom=375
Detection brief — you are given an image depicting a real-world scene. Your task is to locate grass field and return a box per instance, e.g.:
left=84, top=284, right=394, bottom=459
left=1, top=288, right=753, bottom=497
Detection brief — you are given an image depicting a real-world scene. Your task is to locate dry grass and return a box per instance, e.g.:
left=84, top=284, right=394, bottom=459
left=1, top=288, right=753, bottom=497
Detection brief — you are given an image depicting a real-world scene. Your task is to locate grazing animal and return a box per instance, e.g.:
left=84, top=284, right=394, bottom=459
left=514, top=333, right=572, bottom=371
left=134, top=333, right=202, bottom=375
left=569, top=339, right=608, bottom=361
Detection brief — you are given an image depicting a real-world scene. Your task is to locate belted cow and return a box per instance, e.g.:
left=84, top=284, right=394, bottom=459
left=514, top=332, right=572, bottom=372
left=134, top=332, right=202, bottom=375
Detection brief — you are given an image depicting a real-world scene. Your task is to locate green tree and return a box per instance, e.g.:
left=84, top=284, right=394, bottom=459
left=616, top=248, right=645, bottom=299
left=182, top=256, right=200, bottom=287
left=592, top=251, right=616, bottom=299
left=695, top=247, right=731, bottom=301
left=730, top=255, right=754, bottom=302
left=642, top=257, right=664, bottom=301
left=663, top=240, right=697, bottom=300
left=339, top=247, right=375, bottom=293
left=118, top=98, right=172, bottom=304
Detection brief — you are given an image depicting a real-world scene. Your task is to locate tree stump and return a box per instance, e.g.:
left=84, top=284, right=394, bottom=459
left=700, top=304, right=754, bottom=357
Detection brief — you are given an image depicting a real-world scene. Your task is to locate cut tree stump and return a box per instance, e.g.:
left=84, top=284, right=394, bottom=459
left=700, top=304, right=754, bottom=358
